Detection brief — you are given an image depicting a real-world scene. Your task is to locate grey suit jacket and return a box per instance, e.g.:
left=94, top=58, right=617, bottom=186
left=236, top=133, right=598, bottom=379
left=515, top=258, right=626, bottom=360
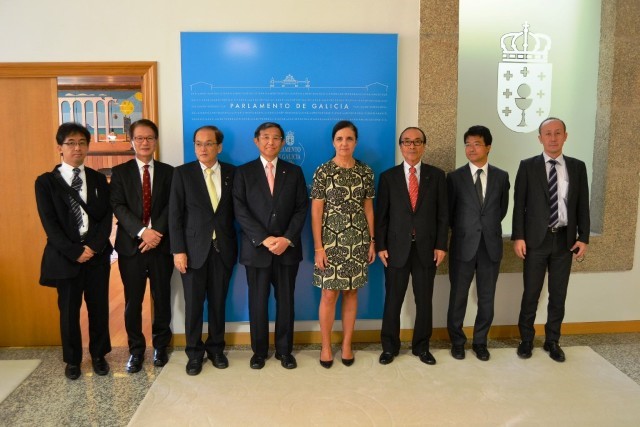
left=110, top=159, right=174, bottom=257
left=375, top=162, right=448, bottom=268
left=233, top=158, right=308, bottom=268
left=169, top=161, right=237, bottom=270
left=447, top=164, right=510, bottom=262
left=511, top=154, right=590, bottom=249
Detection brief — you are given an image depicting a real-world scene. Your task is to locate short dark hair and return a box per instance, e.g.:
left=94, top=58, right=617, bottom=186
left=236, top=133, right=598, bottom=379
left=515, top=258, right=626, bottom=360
left=538, top=117, right=566, bottom=134
left=254, top=122, right=284, bottom=139
left=398, top=127, right=427, bottom=146
left=56, top=122, right=91, bottom=146
left=129, top=119, right=158, bottom=139
left=193, top=125, right=224, bottom=144
left=464, top=125, right=493, bottom=146
left=332, top=120, right=358, bottom=140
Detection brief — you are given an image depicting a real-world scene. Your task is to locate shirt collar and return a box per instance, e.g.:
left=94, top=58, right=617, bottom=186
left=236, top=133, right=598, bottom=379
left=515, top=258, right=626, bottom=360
left=135, top=157, right=154, bottom=169
left=199, top=161, right=219, bottom=172
left=403, top=161, right=421, bottom=175
left=468, top=162, right=488, bottom=176
left=543, top=152, right=564, bottom=166
left=260, top=156, right=278, bottom=169
left=60, top=161, right=84, bottom=173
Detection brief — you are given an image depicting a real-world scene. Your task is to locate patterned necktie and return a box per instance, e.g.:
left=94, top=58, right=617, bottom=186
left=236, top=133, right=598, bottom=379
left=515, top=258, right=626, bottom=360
left=205, top=168, right=218, bottom=239
left=409, top=166, right=418, bottom=211
left=70, top=167, right=83, bottom=231
left=142, top=165, right=151, bottom=226
left=548, top=159, right=559, bottom=227
left=475, top=169, right=484, bottom=206
left=266, top=162, right=275, bottom=195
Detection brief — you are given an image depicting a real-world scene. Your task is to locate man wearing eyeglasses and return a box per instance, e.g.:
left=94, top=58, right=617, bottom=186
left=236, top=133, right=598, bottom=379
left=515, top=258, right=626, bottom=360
left=233, top=122, right=308, bottom=370
left=375, top=127, right=448, bottom=366
left=110, top=119, right=174, bottom=373
left=169, top=125, right=237, bottom=375
left=35, top=122, right=113, bottom=380
left=446, top=125, right=510, bottom=362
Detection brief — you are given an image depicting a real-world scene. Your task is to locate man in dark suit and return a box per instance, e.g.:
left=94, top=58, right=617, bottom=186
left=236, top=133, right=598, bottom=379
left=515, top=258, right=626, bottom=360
left=110, top=119, right=174, bottom=373
left=35, top=122, right=113, bottom=380
left=169, top=125, right=237, bottom=376
left=512, top=117, right=590, bottom=362
left=375, top=126, right=448, bottom=366
left=233, top=122, right=308, bottom=370
left=446, top=125, right=510, bottom=361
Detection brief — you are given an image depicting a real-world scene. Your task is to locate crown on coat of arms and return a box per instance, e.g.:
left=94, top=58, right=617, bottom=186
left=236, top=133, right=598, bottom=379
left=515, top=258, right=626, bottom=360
left=501, top=22, right=551, bottom=63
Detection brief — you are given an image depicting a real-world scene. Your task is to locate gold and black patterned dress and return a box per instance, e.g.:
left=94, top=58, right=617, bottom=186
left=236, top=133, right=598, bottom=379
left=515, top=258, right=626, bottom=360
left=311, top=159, right=374, bottom=290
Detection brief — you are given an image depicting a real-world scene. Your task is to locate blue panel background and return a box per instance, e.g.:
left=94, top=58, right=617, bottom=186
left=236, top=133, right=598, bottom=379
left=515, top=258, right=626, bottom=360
left=180, top=32, right=397, bottom=321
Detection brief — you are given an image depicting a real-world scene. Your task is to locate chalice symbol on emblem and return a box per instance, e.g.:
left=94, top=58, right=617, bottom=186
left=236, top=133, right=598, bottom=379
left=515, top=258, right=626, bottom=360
left=515, top=83, right=533, bottom=128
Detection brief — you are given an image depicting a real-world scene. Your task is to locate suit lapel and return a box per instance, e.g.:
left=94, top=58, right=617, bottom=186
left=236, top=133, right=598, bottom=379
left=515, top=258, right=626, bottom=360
left=218, top=162, right=233, bottom=207
left=483, top=165, right=498, bottom=208
left=272, top=159, right=288, bottom=202
left=461, top=164, right=482, bottom=209
left=417, top=163, right=430, bottom=209
left=129, top=160, right=143, bottom=208
left=535, top=154, right=550, bottom=201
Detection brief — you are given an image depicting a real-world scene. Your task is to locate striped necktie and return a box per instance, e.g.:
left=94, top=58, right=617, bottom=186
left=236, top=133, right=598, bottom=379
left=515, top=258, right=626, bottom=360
left=548, top=159, right=558, bottom=227
left=70, top=168, right=84, bottom=231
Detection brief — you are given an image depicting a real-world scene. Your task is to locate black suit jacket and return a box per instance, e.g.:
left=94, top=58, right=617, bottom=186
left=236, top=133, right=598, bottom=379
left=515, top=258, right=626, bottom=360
left=375, top=162, right=448, bottom=268
left=110, top=159, right=174, bottom=256
left=233, top=158, right=308, bottom=268
left=169, top=161, right=237, bottom=270
left=35, top=165, right=113, bottom=286
left=511, top=154, right=590, bottom=249
left=447, top=164, right=510, bottom=262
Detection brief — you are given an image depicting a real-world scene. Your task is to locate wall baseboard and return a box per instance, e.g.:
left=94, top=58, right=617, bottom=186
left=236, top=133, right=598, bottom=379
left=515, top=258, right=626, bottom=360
left=170, top=320, right=640, bottom=347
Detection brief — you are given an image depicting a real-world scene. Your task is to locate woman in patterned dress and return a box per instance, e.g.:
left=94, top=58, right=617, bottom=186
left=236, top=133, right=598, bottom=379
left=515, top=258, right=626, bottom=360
left=310, top=120, right=376, bottom=368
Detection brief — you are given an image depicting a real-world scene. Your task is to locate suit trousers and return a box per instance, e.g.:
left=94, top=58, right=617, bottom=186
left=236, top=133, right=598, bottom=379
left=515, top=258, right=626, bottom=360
left=56, top=262, right=111, bottom=365
left=181, top=241, right=231, bottom=361
left=118, top=249, right=173, bottom=355
left=381, top=242, right=436, bottom=354
left=447, top=235, right=500, bottom=346
left=518, top=228, right=573, bottom=342
left=245, top=259, right=298, bottom=357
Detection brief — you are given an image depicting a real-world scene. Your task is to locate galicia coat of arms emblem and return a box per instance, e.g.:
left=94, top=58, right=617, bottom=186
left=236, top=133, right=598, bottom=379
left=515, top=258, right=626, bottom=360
left=497, top=22, right=552, bottom=133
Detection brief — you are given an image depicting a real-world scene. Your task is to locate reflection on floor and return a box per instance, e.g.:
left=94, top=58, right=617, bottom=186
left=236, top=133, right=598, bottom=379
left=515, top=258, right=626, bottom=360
left=0, top=333, right=638, bottom=426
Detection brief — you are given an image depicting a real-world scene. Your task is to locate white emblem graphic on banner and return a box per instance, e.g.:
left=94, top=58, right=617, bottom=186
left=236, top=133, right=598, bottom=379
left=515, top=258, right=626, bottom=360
left=497, top=22, right=552, bottom=133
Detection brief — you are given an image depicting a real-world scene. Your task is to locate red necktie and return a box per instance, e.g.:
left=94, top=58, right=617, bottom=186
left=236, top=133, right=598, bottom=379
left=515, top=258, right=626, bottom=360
left=409, top=166, right=418, bottom=211
left=142, top=165, right=151, bottom=226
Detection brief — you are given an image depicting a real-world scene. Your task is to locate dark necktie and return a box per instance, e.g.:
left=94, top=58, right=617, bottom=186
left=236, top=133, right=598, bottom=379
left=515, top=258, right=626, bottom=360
left=142, top=165, right=151, bottom=226
left=548, top=159, right=559, bottom=227
left=409, top=166, right=418, bottom=211
left=475, top=169, right=484, bottom=206
left=70, top=168, right=83, bottom=231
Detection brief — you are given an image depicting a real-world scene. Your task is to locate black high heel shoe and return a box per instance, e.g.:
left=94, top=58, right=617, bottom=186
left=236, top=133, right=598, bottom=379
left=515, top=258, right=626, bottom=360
left=341, top=357, right=354, bottom=367
left=319, top=359, right=333, bottom=369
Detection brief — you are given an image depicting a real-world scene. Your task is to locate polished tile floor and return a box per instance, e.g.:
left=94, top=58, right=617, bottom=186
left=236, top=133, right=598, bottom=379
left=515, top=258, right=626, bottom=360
left=1, top=333, right=638, bottom=426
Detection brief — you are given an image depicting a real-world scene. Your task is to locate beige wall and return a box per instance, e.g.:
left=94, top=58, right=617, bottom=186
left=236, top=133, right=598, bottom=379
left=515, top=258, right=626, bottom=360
left=1, top=0, right=637, bottom=335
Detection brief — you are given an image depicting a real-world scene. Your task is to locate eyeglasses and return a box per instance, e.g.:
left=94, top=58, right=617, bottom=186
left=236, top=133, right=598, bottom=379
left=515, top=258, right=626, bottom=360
left=464, top=143, right=486, bottom=149
left=400, top=139, right=425, bottom=146
left=259, top=135, right=283, bottom=142
left=195, top=141, right=220, bottom=149
left=133, top=136, right=157, bottom=143
left=62, top=141, right=88, bottom=148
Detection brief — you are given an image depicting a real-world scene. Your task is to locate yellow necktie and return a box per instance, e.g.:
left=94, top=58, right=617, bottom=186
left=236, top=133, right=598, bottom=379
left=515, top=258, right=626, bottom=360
left=205, top=168, right=218, bottom=239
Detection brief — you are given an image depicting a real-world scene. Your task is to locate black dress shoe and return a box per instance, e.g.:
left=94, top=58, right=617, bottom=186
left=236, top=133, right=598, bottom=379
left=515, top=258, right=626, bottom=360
left=126, top=354, right=144, bottom=373
left=250, top=354, right=266, bottom=370
left=379, top=351, right=398, bottom=365
left=472, top=344, right=490, bottom=361
left=153, top=349, right=168, bottom=367
left=341, top=357, right=355, bottom=367
left=543, top=341, right=566, bottom=362
left=451, top=345, right=465, bottom=360
left=211, top=353, right=229, bottom=369
left=92, top=356, right=110, bottom=375
left=517, top=341, right=533, bottom=359
left=418, top=351, right=436, bottom=365
left=275, top=353, right=297, bottom=369
left=65, top=364, right=81, bottom=380
left=186, top=358, right=204, bottom=376
left=319, top=359, right=333, bottom=369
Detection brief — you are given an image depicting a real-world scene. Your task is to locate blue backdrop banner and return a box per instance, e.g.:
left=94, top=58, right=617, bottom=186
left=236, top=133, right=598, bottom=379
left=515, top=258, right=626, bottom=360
left=180, top=32, right=398, bottom=321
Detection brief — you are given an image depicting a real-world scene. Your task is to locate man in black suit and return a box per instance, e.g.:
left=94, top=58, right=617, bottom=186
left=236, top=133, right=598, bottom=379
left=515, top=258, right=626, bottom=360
left=35, top=122, right=113, bottom=380
left=233, top=122, right=308, bottom=370
left=375, top=126, right=448, bottom=366
left=512, top=117, right=590, bottom=362
left=446, top=125, right=510, bottom=361
left=169, top=125, right=237, bottom=376
left=110, top=119, right=174, bottom=373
